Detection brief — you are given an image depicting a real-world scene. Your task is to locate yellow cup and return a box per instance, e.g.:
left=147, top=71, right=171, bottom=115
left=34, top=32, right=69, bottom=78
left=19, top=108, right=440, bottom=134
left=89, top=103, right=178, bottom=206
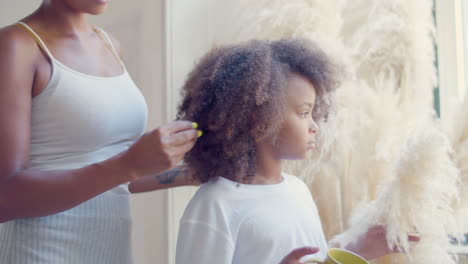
left=305, top=248, right=369, bottom=264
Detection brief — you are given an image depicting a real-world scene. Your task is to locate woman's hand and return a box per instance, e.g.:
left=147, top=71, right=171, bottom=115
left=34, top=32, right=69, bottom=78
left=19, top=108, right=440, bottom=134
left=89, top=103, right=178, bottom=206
left=279, top=247, right=320, bottom=264
left=121, top=121, right=201, bottom=181
left=344, top=225, right=420, bottom=260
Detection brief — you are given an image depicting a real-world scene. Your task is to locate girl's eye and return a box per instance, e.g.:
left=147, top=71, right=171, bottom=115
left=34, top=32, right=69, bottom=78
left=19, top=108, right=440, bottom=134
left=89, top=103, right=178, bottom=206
left=300, top=111, right=310, bottom=118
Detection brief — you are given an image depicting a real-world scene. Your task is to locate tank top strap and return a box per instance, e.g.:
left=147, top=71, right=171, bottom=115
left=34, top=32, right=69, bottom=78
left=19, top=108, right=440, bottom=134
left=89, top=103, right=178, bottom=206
left=15, top=22, right=54, bottom=61
left=92, top=27, right=126, bottom=69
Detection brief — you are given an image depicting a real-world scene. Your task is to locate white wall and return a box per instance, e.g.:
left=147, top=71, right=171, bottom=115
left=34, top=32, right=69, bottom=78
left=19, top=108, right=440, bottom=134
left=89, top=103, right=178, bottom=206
left=165, top=1, right=240, bottom=262
left=0, top=1, right=42, bottom=25
left=0, top=1, right=169, bottom=263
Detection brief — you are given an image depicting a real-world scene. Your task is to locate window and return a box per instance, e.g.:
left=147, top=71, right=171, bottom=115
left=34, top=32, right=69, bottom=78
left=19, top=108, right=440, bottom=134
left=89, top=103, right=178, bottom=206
left=435, top=0, right=466, bottom=120
left=435, top=0, right=468, bottom=258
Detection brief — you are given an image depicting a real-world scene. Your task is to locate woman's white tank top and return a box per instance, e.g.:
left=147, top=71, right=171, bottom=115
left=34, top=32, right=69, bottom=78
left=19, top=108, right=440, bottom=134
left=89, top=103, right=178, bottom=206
left=0, top=22, right=148, bottom=264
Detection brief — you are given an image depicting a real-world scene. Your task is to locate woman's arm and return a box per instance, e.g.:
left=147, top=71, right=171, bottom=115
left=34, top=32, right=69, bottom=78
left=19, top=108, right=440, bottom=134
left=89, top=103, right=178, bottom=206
left=0, top=27, right=199, bottom=223
left=343, top=225, right=420, bottom=260
left=128, top=165, right=200, bottom=193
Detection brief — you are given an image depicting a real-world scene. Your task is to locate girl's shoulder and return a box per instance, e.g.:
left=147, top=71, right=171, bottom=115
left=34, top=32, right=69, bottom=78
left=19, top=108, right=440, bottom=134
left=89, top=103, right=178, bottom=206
left=182, top=177, right=239, bottom=222
left=195, top=177, right=238, bottom=199
left=281, top=172, right=307, bottom=185
left=281, top=172, right=315, bottom=197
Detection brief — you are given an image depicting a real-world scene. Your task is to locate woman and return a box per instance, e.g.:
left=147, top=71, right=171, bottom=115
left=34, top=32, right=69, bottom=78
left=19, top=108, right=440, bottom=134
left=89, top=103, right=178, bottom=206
left=0, top=0, right=200, bottom=263
left=0, top=1, right=417, bottom=263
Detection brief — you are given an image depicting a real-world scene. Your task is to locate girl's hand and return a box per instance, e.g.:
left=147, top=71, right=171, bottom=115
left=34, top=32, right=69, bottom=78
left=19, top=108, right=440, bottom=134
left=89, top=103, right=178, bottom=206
left=279, top=247, right=320, bottom=264
left=121, top=121, right=201, bottom=181
left=345, top=225, right=420, bottom=260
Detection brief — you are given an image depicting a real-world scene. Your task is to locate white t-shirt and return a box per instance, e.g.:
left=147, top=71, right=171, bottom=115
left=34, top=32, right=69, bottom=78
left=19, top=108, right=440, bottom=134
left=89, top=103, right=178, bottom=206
left=175, top=173, right=329, bottom=264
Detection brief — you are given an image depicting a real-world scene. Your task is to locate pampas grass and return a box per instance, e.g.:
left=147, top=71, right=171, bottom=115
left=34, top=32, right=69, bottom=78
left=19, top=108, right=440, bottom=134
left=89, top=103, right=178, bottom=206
left=233, top=0, right=462, bottom=263
left=446, top=99, right=468, bottom=236
left=329, top=116, right=459, bottom=264
left=234, top=0, right=350, bottom=69
left=343, top=0, right=436, bottom=108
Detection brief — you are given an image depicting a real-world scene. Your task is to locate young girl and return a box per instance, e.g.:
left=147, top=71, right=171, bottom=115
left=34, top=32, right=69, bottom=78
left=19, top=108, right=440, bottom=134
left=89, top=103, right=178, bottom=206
left=173, top=38, right=419, bottom=264
left=175, top=39, right=338, bottom=264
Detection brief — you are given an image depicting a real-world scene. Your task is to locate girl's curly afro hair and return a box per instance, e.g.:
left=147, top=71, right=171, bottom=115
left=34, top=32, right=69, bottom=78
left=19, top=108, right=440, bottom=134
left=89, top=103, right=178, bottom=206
left=177, top=38, right=340, bottom=183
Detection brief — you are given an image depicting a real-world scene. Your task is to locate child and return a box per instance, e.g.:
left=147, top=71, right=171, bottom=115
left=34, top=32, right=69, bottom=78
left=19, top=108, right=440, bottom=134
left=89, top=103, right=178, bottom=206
left=175, top=38, right=339, bottom=264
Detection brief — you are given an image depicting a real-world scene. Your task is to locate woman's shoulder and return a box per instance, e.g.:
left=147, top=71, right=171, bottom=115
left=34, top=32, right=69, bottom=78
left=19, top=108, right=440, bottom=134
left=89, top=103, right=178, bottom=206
left=0, top=23, right=37, bottom=47
left=94, top=27, right=123, bottom=59
left=0, top=24, right=43, bottom=62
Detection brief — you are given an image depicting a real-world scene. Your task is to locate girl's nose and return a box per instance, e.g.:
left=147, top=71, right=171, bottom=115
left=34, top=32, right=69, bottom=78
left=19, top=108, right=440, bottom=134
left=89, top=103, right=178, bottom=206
left=309, top=120, right=319, bottom=134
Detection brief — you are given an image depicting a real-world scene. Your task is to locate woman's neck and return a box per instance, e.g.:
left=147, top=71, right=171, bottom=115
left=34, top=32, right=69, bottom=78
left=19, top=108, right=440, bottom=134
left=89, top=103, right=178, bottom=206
left=27, top=1, right=93, bottom=37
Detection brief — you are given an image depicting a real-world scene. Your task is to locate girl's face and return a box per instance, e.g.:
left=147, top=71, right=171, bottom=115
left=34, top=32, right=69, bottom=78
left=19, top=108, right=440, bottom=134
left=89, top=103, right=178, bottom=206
left=273, top=74, right=318, bottom=160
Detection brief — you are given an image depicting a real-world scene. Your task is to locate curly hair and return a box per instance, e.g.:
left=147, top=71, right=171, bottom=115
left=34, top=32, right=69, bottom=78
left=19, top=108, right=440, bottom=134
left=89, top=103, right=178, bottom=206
left=177, top=38, right=340, bottom=183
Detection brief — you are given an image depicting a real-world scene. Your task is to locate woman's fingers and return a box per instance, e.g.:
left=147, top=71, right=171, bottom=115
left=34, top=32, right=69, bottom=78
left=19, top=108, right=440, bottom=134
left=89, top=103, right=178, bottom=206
left=120, top=120, right=202, bottom=179
left=170, top=139, right=197, bottom=159
left=162, top=120, right=198, bottom=135
left=163, top=128, right=199, bottom=146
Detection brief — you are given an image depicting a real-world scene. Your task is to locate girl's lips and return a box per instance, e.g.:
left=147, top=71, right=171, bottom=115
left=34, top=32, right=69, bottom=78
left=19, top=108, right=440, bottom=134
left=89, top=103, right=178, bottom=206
left=306, top=142, right=316, bottom=150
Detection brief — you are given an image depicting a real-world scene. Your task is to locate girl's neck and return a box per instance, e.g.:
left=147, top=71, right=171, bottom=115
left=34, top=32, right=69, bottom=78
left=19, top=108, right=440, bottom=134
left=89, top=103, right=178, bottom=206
left=27, top=2, right=93, bottom=37
left=251, top=144, right=283, bottom=185
left=252, top=166, right=283, bottom=185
